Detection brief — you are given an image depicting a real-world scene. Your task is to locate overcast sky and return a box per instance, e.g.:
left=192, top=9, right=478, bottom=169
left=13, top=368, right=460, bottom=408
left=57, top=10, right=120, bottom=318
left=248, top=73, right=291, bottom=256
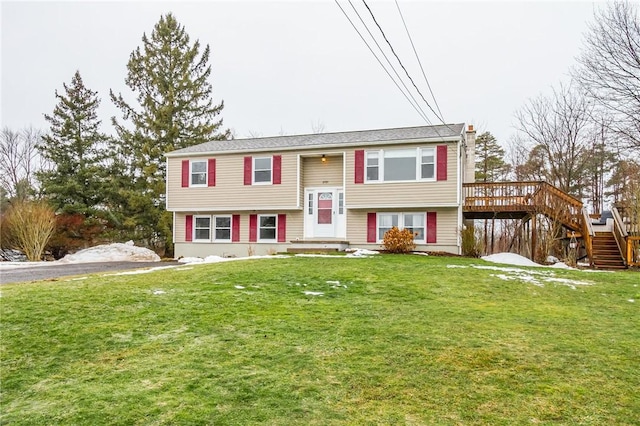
left=1, top=1, right=601, bottom=145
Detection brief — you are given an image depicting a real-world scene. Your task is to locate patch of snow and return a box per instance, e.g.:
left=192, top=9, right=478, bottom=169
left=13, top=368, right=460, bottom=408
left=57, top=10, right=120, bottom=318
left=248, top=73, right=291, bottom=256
left=346, top=248, right=379, bottom=257
left=175, top=267, right=193, bottom=271
left=327, top=280, right=347, bottom=289
left=472, top=265, right=552, bottom=276
left=103, top=265, right=177, bottom=276
left=629, top=299, right=635, bottom=303
left=178, top=257, right=205, bottom=264
left=60, top=241, right=160, bottom=263
left=179, top=254, right=287, bottom=264
left=491, top=273, right=545, bottom=287
left=304, top=291, right=324, bottom=296
left=295, top=254, right=341, bottom=258
left=446, top=265, right=468, bottom=269
left=546, top=255, right=560, bottom=263
left=234, top=285, right=245, bottom=289
left=549, top=262, right=573, bottom=269
left=153, top=290, right=166, bottom=295
left=413, top=252, right=429, bottom=256
left=482, top=253, right=541, bottom=267
left=65, top=276, right=88, bottom=281
left=0, top=261, right=53, bottom=270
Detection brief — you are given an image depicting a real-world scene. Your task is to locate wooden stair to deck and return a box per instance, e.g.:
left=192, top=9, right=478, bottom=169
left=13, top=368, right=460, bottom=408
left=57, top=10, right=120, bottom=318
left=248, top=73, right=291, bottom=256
left=591, top=232, right=627, bottom=270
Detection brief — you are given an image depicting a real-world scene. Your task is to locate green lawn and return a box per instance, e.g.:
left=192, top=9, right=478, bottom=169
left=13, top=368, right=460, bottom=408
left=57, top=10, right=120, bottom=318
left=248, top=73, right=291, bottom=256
left=1, top=255, right=638, bottom=425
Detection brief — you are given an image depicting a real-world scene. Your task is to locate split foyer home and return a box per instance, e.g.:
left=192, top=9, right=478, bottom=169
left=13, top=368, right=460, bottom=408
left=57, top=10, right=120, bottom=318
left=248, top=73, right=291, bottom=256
left=165, top=123, right=476, bottom=258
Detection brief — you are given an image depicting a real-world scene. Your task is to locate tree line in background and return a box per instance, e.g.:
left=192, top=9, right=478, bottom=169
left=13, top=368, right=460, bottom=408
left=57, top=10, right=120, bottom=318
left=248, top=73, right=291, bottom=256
left=1, top=13, right=229, bottom=259
left=468, top=2, right=640, bottom=258
left=2, top=3, right=640, bottom=260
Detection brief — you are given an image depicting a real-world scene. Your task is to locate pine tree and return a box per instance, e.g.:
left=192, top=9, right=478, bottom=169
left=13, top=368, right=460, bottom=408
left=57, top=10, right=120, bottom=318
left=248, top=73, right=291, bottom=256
left=474, top=132, right=510, bottom=182
left=38, top=71, right=108, bottom=216
left=110, top=13, right=229, bottom=250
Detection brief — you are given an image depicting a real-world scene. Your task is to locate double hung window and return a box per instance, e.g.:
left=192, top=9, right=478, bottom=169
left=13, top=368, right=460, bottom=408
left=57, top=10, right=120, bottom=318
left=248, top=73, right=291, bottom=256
left=194, top=216, right=211, bottom=241
left=365, top=147, right=436, bottom=182
left=377, top=212, right=425, bottom=242
left=254, top=157, right=272, bottom=184
left=259, top=215, right=277, bottom=241
left=214, top=216, right=232, bottom=241
left=191, top=160, right=207, bottom=186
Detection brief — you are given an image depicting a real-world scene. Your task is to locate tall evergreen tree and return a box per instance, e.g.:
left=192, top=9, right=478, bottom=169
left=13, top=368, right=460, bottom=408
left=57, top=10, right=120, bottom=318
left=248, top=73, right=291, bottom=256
left=38, top=71, right=108, bottom=216
left=474, top=131, right=510, bottom=182
left=110, top=13, right=229, bottom=250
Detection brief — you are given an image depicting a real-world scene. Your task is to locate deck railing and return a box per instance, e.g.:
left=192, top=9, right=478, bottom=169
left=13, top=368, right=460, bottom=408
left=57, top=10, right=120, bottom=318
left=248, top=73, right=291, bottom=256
left=463, top=181, right=583, bottom=231
left=581, top=207, right=594, bottom=264
left=611, top=207, right=628, bottom=266
left=628, top=237, right=640, bottom=267
left=463, top=181, right=538, bottom=211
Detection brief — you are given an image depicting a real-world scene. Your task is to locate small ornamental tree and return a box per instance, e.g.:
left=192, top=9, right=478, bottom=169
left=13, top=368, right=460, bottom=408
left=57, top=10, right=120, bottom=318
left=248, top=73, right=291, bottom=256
left=382, top=227, right=416, bottom=254
left=3, top=200, right=56, bottom=261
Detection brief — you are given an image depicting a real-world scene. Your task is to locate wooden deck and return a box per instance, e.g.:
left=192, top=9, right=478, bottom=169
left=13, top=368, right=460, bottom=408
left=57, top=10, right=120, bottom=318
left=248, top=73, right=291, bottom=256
left=461, top=181, right=640, bottom=268
left=463, top=181, right=583, bottom=231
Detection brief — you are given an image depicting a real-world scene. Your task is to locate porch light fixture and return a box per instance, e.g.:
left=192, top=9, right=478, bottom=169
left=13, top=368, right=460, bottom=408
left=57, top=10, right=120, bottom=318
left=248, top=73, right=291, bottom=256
left=321, top=154, right=327, bottom=163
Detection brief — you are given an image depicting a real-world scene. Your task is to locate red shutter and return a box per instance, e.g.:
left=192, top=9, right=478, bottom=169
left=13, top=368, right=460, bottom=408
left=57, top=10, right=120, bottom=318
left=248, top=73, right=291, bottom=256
left=426, top=212, right=437, bottom=243
left=273, top=155, right=281, bottom=184
left=185, top=215, right=193, bottom=242
left=367, top=212, right=377, bottom=243
left=181, top=160, right=189, bottom=187
left=354, top=150, right=364, bottom=184
left=232, top=214, right=240, bottom=242
left=244, top=157, right=252, bottom=185
left=277, top=214, right=286, bottom=242
left=207, top=158, right=216, bottom=187
left=249, top=214, right=257, bottom=242
left=437, top=145, right=447, bottom=181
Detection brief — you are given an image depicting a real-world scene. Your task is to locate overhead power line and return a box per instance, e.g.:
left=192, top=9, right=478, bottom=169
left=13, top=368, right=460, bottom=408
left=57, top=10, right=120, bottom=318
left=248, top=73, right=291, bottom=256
left=333, top=0, right=432, bottom=124
left=360, top=0, right=445, bottom=125
left=345, top=0, right=433, bottom=123
left=394, top=0, right=445, bottom=123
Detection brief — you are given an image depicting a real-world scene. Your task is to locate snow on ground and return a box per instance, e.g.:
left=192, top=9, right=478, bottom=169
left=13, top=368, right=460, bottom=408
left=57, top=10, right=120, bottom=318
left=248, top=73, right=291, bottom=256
left=481, top=253, right=542, bottom=267
left=449, top=254, right=596, bottom=289
left=60, top=241, right=160, bottom=263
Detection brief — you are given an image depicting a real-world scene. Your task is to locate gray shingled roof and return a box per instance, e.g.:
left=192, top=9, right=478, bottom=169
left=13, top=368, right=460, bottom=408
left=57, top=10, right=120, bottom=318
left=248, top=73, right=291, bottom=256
left=166, top=123, right=465, bottom=157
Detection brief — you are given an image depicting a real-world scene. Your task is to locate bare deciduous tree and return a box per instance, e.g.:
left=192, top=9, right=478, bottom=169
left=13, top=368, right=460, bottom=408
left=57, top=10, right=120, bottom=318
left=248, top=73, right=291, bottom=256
left=514, top=83, right=593, bottom=197
left=0, top=127, right=47, bottom=199
left=573, top=1, right=640, bottom=149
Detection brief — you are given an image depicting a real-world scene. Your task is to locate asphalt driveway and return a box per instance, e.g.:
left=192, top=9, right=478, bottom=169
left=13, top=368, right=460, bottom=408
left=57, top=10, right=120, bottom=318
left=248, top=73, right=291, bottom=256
left=0, top=261, right=180, bottom=285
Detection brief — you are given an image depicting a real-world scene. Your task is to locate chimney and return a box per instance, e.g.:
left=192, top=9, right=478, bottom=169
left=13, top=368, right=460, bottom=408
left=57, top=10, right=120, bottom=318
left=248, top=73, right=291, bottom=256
left=464, top=124, right=476, bottom=183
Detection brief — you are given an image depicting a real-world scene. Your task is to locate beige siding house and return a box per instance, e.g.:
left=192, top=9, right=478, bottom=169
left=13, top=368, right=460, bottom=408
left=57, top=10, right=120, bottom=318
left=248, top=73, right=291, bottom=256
left=166, top=124, right=476, bottom=257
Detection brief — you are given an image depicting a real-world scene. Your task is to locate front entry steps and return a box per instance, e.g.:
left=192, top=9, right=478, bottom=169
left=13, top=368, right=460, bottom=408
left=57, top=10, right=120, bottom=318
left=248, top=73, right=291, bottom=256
left=287, top=240, right=350, bottom=254
left=591, top=232, right=627, bottom=270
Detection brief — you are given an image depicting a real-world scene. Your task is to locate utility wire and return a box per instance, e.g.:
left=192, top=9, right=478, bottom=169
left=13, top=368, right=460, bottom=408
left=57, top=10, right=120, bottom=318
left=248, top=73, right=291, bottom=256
left=361, top=0, right=445, bottom=125
left=346, top=0, right=432, bottom=124
left=333, top=0, right=431, bottom=124
left=394, top=0, right=445, bottom=124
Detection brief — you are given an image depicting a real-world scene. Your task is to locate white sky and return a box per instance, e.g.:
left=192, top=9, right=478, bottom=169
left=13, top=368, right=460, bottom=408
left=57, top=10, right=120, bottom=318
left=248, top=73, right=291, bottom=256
left=1, top=1, right=601, bottom=146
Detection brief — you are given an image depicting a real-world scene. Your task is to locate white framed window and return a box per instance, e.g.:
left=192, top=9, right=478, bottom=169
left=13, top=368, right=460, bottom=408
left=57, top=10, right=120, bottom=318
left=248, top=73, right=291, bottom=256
left=338, top=191, right=344, bottom=215
left=254, top=157, right=272, bottom=184
left=365, top=147, right=437, bottom=183
left=366, top=151, right=379, bottom=181
left=307, top=192, right=313, bottom=215
left=194, top=215, right=211, bottom=241
left=378, top=213, right=399, bottom=241
left=214, top=215, right=232, bottom=241
left=377, top=212, right=425, bottom=242
left=191, top=160, right=207, bottom=186
left=403, top=213, right=425, bottom=241
left=259, top=215, right=277, bottom=241
left=420, top=148, right=435, bottom=180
